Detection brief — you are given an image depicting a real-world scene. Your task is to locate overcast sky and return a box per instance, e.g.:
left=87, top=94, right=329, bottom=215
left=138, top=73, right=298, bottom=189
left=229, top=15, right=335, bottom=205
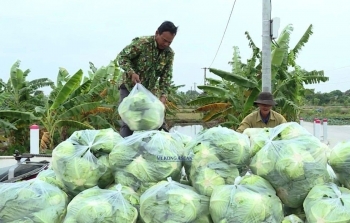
left=1, top=0, right=350, bottom=94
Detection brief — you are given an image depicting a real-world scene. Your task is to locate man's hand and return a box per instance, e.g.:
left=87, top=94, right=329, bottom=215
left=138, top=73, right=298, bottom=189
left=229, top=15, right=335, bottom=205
left=131, top=73, right=141, bottom=84
left=160, top=96, right=167, bottom=105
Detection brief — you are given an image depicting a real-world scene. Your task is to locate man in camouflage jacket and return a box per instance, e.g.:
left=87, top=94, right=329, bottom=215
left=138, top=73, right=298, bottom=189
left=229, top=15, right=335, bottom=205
left=115, top=21, right=178, bottom=137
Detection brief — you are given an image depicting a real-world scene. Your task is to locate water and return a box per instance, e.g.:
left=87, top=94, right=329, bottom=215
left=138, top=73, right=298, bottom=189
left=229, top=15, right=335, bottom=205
left=169, top=125, right=203, bottom=139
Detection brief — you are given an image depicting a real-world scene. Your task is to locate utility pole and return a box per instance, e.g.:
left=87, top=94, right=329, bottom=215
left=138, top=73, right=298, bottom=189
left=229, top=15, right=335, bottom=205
left=262, top=0, right=271, bottom=93
left=193, top=82, right=197, bottom=92
left=201, top=67, right=209, bottom=85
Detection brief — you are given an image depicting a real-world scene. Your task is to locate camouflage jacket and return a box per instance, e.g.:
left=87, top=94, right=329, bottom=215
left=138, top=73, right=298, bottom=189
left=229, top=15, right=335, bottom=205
left=115, top=35, right=174, bottom=97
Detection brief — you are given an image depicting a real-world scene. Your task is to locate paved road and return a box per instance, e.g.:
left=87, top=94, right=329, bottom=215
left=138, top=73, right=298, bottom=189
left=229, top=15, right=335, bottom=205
left=301, top=121, right=350, bottom=148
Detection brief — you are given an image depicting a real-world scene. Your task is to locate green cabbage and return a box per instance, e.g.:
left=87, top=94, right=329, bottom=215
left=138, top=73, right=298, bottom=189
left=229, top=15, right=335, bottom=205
left=140, top=177, right=211, bottom=223
left=250, top=123, right=331, bottom=208
left=63, top=185, right=138, bottom=223
left=109, top=130, right=184, bottom=193
left=36, top=168, right=67, bottom=193
left=328, top=140, right=350, bottom=189
left=209, top=175, right=284, bottom=223
left=0, top=179, right=68, bottom=222
left=51, top=128, right=123, bottom=196
left=303, top=183, right=350, bottom=223
left=118, top=83, right=165, bottom=131
left=242, top=127, right=271, bottom=157
left=68, top=128, right=123, bottom=155
left=52, top=140, right=107, bottom=196
left=184, top=126, right=251, bottom=196
left=282, top=214, right=304, bottom=223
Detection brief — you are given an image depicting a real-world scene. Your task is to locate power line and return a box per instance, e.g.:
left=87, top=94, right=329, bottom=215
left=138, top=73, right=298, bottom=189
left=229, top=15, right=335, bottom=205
left=208, top=0, right=237, bottom=68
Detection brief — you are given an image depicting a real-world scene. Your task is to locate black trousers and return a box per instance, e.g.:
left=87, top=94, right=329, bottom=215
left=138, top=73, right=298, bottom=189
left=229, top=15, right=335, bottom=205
left=118, top=84, right=168, bottom=138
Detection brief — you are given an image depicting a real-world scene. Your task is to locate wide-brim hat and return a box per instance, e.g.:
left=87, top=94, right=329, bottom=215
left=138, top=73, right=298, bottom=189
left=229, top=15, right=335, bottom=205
left=254, top=92, right=277, bottom=106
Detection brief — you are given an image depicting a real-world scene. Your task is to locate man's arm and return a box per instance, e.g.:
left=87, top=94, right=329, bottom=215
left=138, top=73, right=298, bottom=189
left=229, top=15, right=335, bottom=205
left=158, top=52, right=174, bottom=98
left=235, top=116, right=252, bottom=133
left=115, top=38, right=142, bottom=78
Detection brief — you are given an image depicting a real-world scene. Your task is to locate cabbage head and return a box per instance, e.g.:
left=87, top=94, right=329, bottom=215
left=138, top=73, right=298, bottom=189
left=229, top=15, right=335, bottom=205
left=184, top=126, right=251, bottom=195
left=329, top=140, right=350, bottom=189
left=0, top=179, right=68, bottom=223
left=118, top=83, right=165, bottom=131
left=242, top=127, right=271, bottom=157
left=109, top=130, right=184, bottom=193
left=52, top=140, right=107, bottom=196
left=250, top=134, right=330, bottom=208
left=303, top=182, right=350, bottom=223
left=36, top=168, right=67, bottom=193
left=63, top=185, right=138, bottom=223
left=189, top=142, right=239, bottom=196
left=68, top=128, right=123, bottom=155
left=209, top=175, right=284, bottom=223
left=140, top=177, right=210, bottom=223
left=282, top=214, right=304, bottom=223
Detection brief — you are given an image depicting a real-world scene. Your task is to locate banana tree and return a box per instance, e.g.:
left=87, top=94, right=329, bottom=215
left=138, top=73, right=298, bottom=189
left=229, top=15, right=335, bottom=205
left=35, top=62, right=121, bottom=151
left=189, top=24, right=329, bottom=129
left=0, top=61, right=54, bottom=150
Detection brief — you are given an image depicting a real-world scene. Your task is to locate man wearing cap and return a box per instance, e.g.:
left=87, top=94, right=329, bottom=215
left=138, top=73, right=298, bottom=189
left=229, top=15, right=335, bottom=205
left=236, top=92, right=287, bottom=133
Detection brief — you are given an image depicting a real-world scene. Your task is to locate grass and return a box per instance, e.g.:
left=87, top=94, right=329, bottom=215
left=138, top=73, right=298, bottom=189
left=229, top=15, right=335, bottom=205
left=300, top=106, right=350, bottom=125
left=167, top=112, right=202, bottom=120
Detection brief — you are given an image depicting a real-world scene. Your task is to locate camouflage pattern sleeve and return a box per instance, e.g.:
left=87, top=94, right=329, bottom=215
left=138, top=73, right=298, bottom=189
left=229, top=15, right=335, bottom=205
left=158, top=52, right=174, bottom=96
left=115, top=37, right=142, bottom=77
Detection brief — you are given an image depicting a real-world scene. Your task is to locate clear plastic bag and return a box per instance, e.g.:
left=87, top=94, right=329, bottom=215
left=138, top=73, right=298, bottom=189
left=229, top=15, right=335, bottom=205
left=68, top=128, right=123, bottom=155
left=0, top=179, right=68, bottom=223
left=249, top=122, right=331, bottom=208
left=282, top=214, right=304, bottom=223
left=303, top=182, right=350, bottom=222
left=63, top=184, right=138, bottom=223
left=140, top=177, right=211, bottom=223
left=36, top=168, right=67, bottom=193
left=328, top=140, right=350, bottom=189
left=242, top=127, right=271, bottom=157
left=52, top=128, right=123, bottom=196
left=209, top=175, right=284, bottom=223
left=183, top=126, right=251, bottom=196
left=118, top=83, right=165, bottom=131
left=109, top=130, right=184, bottom=193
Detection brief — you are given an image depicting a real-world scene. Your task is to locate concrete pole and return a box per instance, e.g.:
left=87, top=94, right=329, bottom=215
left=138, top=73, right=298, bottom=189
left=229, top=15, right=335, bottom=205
left=262, top=0, right=271, bottom=92
left=323, top=118, right=328, bottom=143
left=30, top=125, right=40, bottom=154
left=202, top=67, right=207, bottom=85
left=299, top=117, right=304, bottom=126
left=315, top=119, right=321, bottom=140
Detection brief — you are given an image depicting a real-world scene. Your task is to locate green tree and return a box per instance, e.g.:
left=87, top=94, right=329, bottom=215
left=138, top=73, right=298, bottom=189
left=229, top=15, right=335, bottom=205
left=0, top=60, right=54, bottom=149
left=189, top=24, right=329, bottom=129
